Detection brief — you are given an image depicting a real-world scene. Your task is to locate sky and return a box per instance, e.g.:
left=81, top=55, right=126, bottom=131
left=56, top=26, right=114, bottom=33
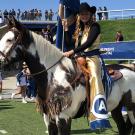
left=0, top=0, right=135, bottom=12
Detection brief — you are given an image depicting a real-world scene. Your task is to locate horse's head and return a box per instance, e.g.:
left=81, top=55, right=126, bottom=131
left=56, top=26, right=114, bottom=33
left=0, top=16, right=27, bottom=64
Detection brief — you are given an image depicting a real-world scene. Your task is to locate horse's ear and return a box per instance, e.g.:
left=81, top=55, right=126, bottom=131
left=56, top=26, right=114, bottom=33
left=6, top=15, right=23, bottom=31
left=6, top=16, right=14, bottom=28
left=11, top=16, right=23, bottom=30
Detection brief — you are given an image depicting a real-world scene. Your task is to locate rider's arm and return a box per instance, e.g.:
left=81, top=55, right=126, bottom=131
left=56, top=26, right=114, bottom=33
left=74, top=23, right=100, bottom=54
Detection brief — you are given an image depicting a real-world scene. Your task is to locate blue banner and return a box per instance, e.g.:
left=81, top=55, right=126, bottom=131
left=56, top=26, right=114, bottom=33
left=100, top=41, right=135, bottom=59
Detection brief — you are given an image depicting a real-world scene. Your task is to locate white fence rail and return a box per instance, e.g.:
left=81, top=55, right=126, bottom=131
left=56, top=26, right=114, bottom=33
left=96, top=9, right=135, bottom=20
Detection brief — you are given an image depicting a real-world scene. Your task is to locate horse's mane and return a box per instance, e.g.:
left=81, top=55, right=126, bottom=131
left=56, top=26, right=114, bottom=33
left=31, top=31, right=63, bottom=57
left=28, top=31, right=75, bottom=72
left=28, top=31, right=62, bottom=66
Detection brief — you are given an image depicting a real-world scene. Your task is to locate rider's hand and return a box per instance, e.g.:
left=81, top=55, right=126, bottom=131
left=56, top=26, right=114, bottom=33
left=63, top=50, right=74, bottom=57
left=62, top=19, right=68, bottom=31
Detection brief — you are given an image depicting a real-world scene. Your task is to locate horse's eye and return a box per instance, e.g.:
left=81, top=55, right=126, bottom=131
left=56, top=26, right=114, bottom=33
left=7, top=39, right=12, bottom=42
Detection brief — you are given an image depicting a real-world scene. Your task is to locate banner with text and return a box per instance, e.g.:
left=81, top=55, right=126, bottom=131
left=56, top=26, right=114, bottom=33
left=100, top=41, right=135, bottom=60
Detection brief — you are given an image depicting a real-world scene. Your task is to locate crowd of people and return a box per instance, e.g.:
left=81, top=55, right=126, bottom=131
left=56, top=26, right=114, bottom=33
left=0, top=6, right=109, bottom=23
left=0, top=8, right=55, bottom=22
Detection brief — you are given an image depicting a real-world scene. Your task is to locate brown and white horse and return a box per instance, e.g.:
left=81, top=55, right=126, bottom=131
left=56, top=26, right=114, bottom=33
left=0, top=17, right=135, bottom=135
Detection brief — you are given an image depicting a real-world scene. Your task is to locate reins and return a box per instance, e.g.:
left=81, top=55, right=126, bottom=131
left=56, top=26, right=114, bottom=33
left=30, top=56, right=65, bottom=77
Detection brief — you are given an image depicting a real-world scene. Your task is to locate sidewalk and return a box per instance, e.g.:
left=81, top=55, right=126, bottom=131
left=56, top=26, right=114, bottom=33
left=0, top=70, right=36, bottom=103
left=0, top=70, right=20, bottom=100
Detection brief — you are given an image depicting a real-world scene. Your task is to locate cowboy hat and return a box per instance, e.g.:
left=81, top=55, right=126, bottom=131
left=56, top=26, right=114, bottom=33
left=79, top=2, right=96, bottom=14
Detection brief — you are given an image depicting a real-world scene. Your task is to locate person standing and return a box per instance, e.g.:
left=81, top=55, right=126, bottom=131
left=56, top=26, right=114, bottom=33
left=115, top=30, right=124, bottom=42
left=115, top=30, right=124, bottom=64
left=11, top=62, right=28, bottom=103
left=63, top=2, right=111, bottom=130
left=26, top=75, right=36, bottom=101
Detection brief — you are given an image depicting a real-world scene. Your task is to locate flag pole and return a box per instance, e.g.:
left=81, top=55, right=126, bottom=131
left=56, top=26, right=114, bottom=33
left=62, top=5, right=66, bottom=52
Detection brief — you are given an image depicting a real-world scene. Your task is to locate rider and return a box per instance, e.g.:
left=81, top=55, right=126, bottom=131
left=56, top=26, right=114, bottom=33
left=63, top=2, right=111, bottom=130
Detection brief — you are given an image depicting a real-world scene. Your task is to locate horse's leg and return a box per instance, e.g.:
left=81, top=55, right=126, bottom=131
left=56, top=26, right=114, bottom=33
left=127, top=110, right=135, bottom=135
left=111, top=102, right=127, bottom=135
left=125, top=115, right=132, bottom=135
left=122, top=90, right=135, bottom=134
left=43, top=114, right=58, bottom=135
left=43, top=114, right=49, bottom=133
left=48, top=120, right=58, bottom=135
left=57, top=118, right=72, bottom=135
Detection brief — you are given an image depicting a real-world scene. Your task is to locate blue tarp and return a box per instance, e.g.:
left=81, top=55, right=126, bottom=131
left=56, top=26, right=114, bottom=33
left=100, top=41, right=135, bottom=60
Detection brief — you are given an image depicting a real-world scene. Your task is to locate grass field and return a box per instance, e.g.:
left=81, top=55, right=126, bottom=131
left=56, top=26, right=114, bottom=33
left=0, top=100, right=118, bottom=135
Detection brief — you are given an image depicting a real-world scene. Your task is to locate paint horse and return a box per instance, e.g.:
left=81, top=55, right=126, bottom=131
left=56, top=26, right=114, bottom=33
left=0, top=17, right=135, bottom=135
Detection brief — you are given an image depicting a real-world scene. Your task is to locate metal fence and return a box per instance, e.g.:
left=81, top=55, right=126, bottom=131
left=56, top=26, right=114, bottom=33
left=96, top=9, right=135, bottom=21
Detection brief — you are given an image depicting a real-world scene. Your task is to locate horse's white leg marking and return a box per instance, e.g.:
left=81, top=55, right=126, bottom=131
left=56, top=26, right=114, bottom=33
left=43, top=113, right=49, bottom=133
left=127, top=111, right=135, bottom=125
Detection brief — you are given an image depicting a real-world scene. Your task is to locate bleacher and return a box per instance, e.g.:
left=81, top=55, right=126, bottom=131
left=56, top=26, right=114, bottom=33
left=20, top=20, right=57, bottom=31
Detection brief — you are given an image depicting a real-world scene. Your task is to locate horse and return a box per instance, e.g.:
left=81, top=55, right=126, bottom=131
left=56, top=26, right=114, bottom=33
left=0, top=17, right=135, bottom=135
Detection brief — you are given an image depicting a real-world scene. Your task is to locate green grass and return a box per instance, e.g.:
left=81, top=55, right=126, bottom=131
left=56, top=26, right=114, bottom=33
left=0, top=100, right=118, bottom=135
left=99, top=19, right=135, bottom=42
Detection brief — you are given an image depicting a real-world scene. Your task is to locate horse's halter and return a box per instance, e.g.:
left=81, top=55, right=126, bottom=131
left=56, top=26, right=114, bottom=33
left=0, top=27, right=22, bottom=62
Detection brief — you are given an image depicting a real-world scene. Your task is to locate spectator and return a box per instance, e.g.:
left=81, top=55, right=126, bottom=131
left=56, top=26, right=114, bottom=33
left=45, top=10, right=48, bottom=20
left=103, top=6, right=108, bottom=20
left=11, top=9, right=16, bottom=18
left=26, top=75, right=37, bottom=101
left=38, top=10, right=42, bottom=20
left=115, top=30, right=124, bottom=42
left=11, top=62, right=29, bottom=103
left=48, top=9, right=54, bottom=21
left=42, top=25, right=53, bottom=43
left=17, top=9, right=21, bottom=21
left=47, top=25, right=53, bottom=43
left=42, top=28, right=48, bottom=39
left=3, top=9, right=8, bottom=22
left=9, top=10, right=12, bottom=18
left=97, top=7, right=102, bottom=20
left=115, top=31, right=124, bottom=64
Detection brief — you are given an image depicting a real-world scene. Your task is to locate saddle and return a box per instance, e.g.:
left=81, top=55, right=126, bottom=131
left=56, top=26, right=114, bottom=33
left=107, top=68, right=123, bottom=81
left=76, top=57, right=123, bottom=82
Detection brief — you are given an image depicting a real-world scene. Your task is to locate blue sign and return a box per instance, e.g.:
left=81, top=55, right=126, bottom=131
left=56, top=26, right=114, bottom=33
left=94, top=97, right=107, bottom=114
left=91, top=95, right=108, bottom=119
left=100, top=41, right=135, bottom=59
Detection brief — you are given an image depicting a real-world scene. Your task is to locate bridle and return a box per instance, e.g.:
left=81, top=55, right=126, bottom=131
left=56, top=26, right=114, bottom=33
left=0, top=27, right=22, bottom=62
